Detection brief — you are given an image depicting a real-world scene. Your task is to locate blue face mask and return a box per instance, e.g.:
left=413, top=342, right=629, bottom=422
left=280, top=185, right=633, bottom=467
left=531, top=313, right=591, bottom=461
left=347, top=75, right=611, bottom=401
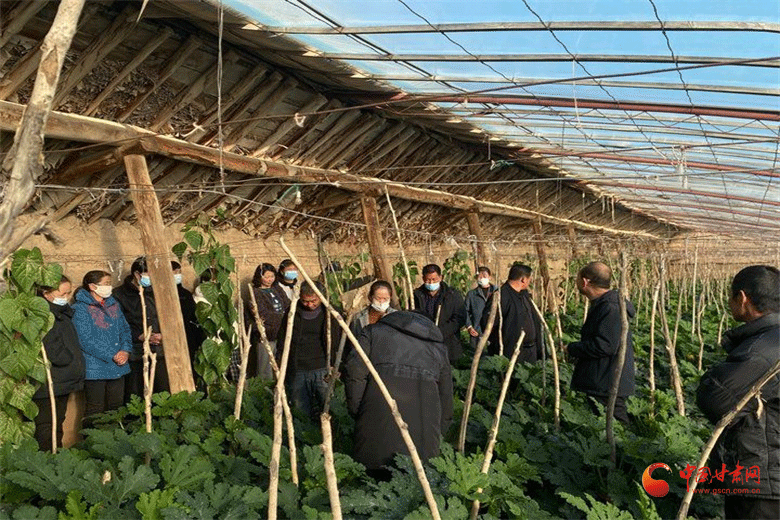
left=425, top=282, right=440, bottom=292
left=284, top=270, right=298, bottom=281
left=140, top=275, right=152, bottom=288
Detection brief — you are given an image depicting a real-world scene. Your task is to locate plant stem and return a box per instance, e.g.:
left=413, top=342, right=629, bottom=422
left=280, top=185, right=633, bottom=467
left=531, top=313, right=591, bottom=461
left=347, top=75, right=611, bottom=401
left=530, top=298, right=561, bottom=431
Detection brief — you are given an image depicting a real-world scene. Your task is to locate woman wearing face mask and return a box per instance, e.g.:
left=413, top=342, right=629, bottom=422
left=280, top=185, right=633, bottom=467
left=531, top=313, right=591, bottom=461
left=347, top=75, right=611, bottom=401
left=71, top=271, right=132, bottom=422
left=247, top=263, right=290, bottom=379
left=348, top=280, right=396, bottom=340
left=464, top=267, right=498, bottom=352
left=112, top=256, right=169, bottom=401
left=32, top=276, right=86, bottom=451
left=277, top=259, right=298, bottom=300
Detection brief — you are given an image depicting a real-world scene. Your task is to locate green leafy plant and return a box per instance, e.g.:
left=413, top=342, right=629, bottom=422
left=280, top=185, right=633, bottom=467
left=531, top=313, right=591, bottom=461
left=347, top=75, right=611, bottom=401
left=443, top=250, right=474, bottom=295
left=392, top=259, right=418, bottom=308
left=172, top=215, right=237, bottom=391
left=0, top=248, right=62, bottom=445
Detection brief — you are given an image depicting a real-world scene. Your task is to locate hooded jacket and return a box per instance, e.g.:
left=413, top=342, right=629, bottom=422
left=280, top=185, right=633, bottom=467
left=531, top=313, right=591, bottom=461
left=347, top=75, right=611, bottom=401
left=71, top=289, right=132, bottom=381
left=413, top=282, right=466, bottom=363
left=344, top=311, right=453, bottom=470
left=697, top=312, right=780, bottom=498
left=33, top=301, right=85, bottom=399
left=112, top=275, right=160, bottom=359
left=568, top=290, right=636, bottom=398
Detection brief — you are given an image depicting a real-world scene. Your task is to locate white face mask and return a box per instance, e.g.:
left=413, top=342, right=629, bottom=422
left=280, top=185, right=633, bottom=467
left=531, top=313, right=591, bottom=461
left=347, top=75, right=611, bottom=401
left=93, top=285, right=112, bottom=299
left=52, top=297, right=69, bottom=306
left=371, top=300, right=390, bottom=313
left=174, top=273, right=183, bottom=285
left=478, top=277, right=491, bottom=288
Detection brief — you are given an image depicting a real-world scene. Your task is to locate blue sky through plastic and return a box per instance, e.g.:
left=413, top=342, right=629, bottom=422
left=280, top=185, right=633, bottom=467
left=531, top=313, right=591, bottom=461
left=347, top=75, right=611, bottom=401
left=224, top=0, right=780, bottom=234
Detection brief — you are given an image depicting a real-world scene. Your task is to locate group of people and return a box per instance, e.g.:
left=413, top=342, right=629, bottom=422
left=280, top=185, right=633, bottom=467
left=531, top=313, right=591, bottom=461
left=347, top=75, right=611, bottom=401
left=28, top=254, right=779, bottom=518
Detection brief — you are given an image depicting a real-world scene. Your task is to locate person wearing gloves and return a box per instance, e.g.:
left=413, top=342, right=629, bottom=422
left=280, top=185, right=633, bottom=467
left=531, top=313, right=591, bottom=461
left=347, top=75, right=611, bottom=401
left=71, top=270, right=132, bottom=422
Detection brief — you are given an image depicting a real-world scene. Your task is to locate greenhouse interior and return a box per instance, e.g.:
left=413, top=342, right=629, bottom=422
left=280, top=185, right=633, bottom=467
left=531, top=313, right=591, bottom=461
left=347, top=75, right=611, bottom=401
left=0, top=0, right=778, bottom=518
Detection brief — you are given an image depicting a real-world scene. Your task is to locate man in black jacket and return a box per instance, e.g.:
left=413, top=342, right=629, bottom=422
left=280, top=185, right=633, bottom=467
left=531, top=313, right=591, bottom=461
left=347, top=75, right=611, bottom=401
left=413, top=264, right=466, bottom=364
left=697, top=265, right=779, bottom=520
left=344, top=311, right=453, bottom=478
left=276, top=281, right=340, bottom=421
left=113, top=257, right=169, bottom=401
left=566, top=261, right=635, bottom=423
left=481, top=263, right=544, bottom=361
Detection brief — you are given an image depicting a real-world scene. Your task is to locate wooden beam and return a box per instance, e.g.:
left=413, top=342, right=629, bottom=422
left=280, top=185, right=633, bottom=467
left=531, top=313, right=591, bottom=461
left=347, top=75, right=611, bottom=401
left=0, top=0, right=48, bottom=48
left=117, top=35, right=202, bottom=122
left=0, top=100, right=664, bottom=238
left=84, top=27, right=174, bottom=116
left=252, top=93, right=328, bottom=157
left=360, top=195, right=398, bottom=307
left=465, top=210, right=491, bottom=269
left=123, top=153, right=195, bottom=394
left=217, top=71, right=284, bottom=149
left=222, top=76, right=297, bottom=150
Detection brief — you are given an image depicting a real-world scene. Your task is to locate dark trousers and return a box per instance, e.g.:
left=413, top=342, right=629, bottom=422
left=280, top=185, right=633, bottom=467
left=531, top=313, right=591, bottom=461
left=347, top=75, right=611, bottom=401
left=33, top=394, right=69, bottom=452
left=84, top=378, right=125, bottom=419
left=725, top=496, right=780, bottom=520
left=587, top=394, right=629, bottom=424
left=125, top=357, right=169, bottom=402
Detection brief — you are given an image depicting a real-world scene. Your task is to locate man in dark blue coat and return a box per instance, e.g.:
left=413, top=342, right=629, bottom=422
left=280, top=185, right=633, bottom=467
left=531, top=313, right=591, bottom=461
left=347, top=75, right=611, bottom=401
left=344, top=311, right=453, bottom=478
left=566, top=261, right=635, bottom=423
left=697, top=265, right=779, bottom=520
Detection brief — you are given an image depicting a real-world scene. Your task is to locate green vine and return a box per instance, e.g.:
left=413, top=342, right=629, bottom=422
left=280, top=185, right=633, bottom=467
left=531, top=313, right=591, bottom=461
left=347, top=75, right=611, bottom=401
left=172, top=215, right=237, bottom=393
left=0, top=248, right=62, bottom=445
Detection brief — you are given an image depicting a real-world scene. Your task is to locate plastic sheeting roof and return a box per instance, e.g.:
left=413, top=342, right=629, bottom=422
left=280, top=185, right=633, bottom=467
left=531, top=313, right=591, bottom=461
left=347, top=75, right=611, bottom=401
left=226, top=0, right=780, bottom=237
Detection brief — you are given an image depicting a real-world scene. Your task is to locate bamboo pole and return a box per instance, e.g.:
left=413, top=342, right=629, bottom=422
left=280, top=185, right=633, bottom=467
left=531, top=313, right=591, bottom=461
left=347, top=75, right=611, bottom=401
left=530, top=299, right=561, bottom=431
left=469, top=330, right=526, bottom=520
left=279, top=237, right=442, bottom=520
left=385, top=186, right=415, bottom=310
left=268, top=283, right=300, bottom=520
left=659, top=260, right=686, bottom=416
left=607, top=251, right=630, bottom=466
left=38, top=343, right=57, bottom=453
left=247, top=286, right=298, bottom=486
left=458, top=290, right=500, bottom=452
left=0, top=0, right=85, bottom=259
left=677, top=359, right=780, bottom=520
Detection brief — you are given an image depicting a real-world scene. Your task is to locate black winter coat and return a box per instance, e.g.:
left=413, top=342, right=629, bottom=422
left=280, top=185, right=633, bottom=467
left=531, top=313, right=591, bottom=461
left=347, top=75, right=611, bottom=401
left=344, top=311, right=453, bottom=470
left=276, top=305, right=341, bottom=383
left=177, top=284, right=204, bottom=363
left=33, top=302, right=86, bottom=399
left=697, top=312, right=780, bottom=498
left=481, top=284, right=544, bottom=362
left=568, top=290, right=635, bottom=398
left=413, top=282, right=466, bottom=363
left=248, top=283, right=290, bottom=341
left=113, top=276, right=160, bottom=359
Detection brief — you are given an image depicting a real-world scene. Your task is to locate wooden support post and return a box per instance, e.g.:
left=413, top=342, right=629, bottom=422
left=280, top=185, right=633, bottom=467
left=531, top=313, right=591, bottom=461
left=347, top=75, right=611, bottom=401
left=123, top=154, right=194, bottom=393
left=465, top=210, right=491, bottom=269
left=532, top=219, right=554, bottom=312
left=360, top=195, right=398, bottom=307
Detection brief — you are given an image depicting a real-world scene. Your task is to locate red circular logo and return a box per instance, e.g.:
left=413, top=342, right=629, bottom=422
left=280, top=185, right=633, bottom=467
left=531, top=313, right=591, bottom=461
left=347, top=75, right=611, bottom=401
left=642, top=462, right=671, bottom=497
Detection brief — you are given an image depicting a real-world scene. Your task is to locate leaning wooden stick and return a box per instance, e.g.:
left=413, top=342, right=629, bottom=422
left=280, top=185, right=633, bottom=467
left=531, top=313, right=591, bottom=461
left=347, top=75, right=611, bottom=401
left=38, top=343, right=57, bottom=453
left=138, top=283, right=155, bottom=435
left=677, top=359, right=780, bottom=520
left=458, top=290, right=499, bottom=452
left=648, top=279, right=661, bottom=407
left=320, top=413, right=343, bottom=520
left=247, top=286, right=298, bottom=486
left=268, top=283, right=299, bottom=520
left=530, top=298, right=561, bottom=432
left=385, top=186, right=415, bottom=310
left=469, top=330, right=526, bottom=520
left=607, top=251, right=630, bottom=466
left=280, top=237, right=442, bottom=520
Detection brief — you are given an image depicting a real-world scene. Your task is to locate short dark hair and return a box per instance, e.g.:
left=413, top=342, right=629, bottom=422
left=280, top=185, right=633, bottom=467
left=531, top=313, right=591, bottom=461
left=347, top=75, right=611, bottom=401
left=369, top=280, right=393, bottom=299
left=579, top=262, right=611, bottom=289
left=422, top=264, right=441, bottom=276
left=171, top=260, right=181, bottom=270
left=37, top=275, right=71, bottom=297
left=131, top=256, right=148, bottom=275
left=731, top=265, right=780, bottom=313
left=82, top=270, right=111, bottom=290
left=508, top=263, right=532, bottom=281
left=252, top=263, right=277, bottom=287
left=300, top=281, right=324, bottom=298
left=477, top=266, right=491, bottom=276
left=278, top=259, right=295, bottom=272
